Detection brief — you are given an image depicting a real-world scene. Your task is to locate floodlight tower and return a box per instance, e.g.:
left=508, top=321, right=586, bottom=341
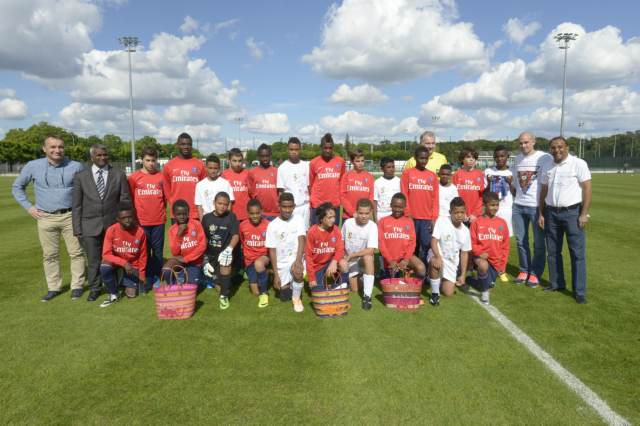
left=577, top=121, right=584, bottom=157
left=554, top=32, right=578, bottom=137
left=119, top=36, right=139, bottom=171
left=234, top=116, right=244, bottom=150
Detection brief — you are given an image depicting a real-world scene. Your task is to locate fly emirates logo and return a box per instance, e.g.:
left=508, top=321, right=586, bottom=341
left=312, top=241, right=335, bottom=254
left=457, top=179, right=481, bottom=191
left=408, top=178, right=434, bottom=191
left=318, top=167, right=340, bottom=180
left=231, top=180, right=247, bottom=193
left=255, top=179, right=276, bottom=190
left=245, top=234, right=265, bottom=247
left=180, top=237, right=198, bottom=250
left=346, top=179, right=370, bottom=192
left=114, top=240, right=140, bottom=254
left=136, top=183, right=162, bottom=196
left=478, top=226, right=504, bottom=241
left=384, top=226, right=411, bottom=240
left=172, top=169, right=199, bottom=183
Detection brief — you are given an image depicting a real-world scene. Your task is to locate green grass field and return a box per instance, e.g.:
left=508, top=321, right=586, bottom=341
left=0, top=175, right=638, bottom=425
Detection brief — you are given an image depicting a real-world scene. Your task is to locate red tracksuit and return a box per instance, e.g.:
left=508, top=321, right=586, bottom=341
left=239, top=219, right=269, bottom=267
left=453, top=168, right=485, bottom=217
left=309, top=155, right=346, bottom=208
left=162, top=157, right=207, bottom=219
left=340, top=169, right=374, bottom=218
left=101, top=223, right=148, bottom=280
left=248, top=166, right=279, bottom=217
left=470, top=215, right=510, bottom=272
left=400, top=167, right=439, bottom=220
left=168, top=219, right=207, bottom=266
left=128, top=170, right=169, bottom=226
left=305, top=224, right=345, bottom=282
left=221, top=168, right=250, bottom=221
left=377, top=215, right=416, bottom=266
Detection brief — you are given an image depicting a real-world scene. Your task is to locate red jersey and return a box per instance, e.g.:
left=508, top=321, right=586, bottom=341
left=128, top=170, right=168, bottom=226
left=453, top=168, right=485, bottom=217
left=309, top=155, right=346, bottom=208
left=101, top=223, right=148, bottom=280
left=248, top=166, right=279, bottom=216
left=470, top=215, right=510, bottom=272
left=168, top=219, right=207, bottom=265
left=239, top=219, right=269, bottom=267
left=304, top=224, right=345, bottom=281
left=377, top=215, right=416, bottom=265
left=400, top=167, right=439, bottom=220
left=340, top=169, right=374, bottom=218
left=162, top=157, right=207, bottom=219
left=221, top=168, right=250, bottom=221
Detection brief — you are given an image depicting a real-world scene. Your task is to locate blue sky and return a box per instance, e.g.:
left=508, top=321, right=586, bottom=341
left=1, top=0, right=639, bottom=153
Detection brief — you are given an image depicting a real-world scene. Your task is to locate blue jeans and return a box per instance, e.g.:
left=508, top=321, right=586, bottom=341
left=414, top=219, right=433, bottom=266
left=100, top=264, right=141, bottom=295
left=512, top=204, right=546, bottom=278
left=544, top=207, right=586, bottom=297
left=143, top=224, right=164, bottom=285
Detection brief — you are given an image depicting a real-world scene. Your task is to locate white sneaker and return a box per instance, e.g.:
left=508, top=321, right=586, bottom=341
left=480, top=291, right=490, bottom=305
left=292, top=298, right=304, bottom=313
left=100, top=295, right=118, bottom=308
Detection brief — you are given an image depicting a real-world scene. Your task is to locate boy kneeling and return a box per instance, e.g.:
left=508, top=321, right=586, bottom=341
left=240, top=199, right=271, bottom=308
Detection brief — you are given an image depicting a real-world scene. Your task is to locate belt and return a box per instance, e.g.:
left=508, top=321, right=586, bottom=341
left=45, top=208, right=72, bottom=214
left=548, top=203, right=580, bottom=213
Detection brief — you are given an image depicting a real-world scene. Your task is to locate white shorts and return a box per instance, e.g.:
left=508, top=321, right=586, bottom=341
left=277, top=258, right=306, bottom=286
left=348, top=258, right=365, bottom=278
left=427, top=250, right=458, bottom=283
left=294, top=203, right=310, bottom=230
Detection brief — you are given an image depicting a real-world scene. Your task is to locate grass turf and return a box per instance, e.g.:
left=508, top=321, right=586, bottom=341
left=0, top=175, right=637, bottom=424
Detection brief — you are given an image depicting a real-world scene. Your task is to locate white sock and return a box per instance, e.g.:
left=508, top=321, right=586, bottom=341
left=430, top=278, right=441, bottom=295
left=292, top=281, right=303, bottom=300
left=481, top=290, right=489, bottom=301
left=363, top=274, right=374, bottom=297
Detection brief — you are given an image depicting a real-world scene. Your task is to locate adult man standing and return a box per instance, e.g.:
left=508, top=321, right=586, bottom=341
left=510, top=131, right=552, bottom=288
left=402, top=131, right=448, bottom=173
left=73, top=144, right=131, bottom=302
left=538, top=137, right=592, bottom=304
left=12, top=136, right=85, bottom=301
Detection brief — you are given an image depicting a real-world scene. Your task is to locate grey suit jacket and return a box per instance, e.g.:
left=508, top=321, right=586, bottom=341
left=72, top=164, right=131, bottom=237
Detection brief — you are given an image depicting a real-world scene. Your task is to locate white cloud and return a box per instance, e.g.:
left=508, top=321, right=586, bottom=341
left=507, top=107, right=562, bottom=134
left=156, top=124, right=221, bottom=144
left=163, top=104, right=224, bottom=125
left=0, top=98, right=28, bottom=119
left=214, top=19, right=239, bottom=33
left=475, top=108, right=507, bottom=124
left=0, top=0, right=101, bottom=78
left=242, top=113, right=290, bottom=134
left=328, top=84, right=389, bottom=106
left=503, top=18, right=541, bottom=45
left=180, top=16, right=199, bottom=34
left=302, top=0, right=486, bottom=83
left=462, top=128, right=494, bottom=141
left=298, top=124, right=324, bottom=139
left=0, top=89, right=17, bottom=98
left=246, top=37, right=268, bottom=59
left=418, top=97, right=477, bottom=128
left=320, top=110, right=394, bottom=137
left=59, top=102, right=158, bottom=134
left=391, top=116, right=422, bottom=135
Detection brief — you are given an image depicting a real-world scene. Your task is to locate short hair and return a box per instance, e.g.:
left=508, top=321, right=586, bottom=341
left=43, top=135, right=63, bottom=146
left=380, top=157, right=394, bottom=168
left=117, top=202, right=134, bottom=213
left=206, top=154, right=220, bottom=165
left=214, top=191, right=230, bottom=202
left=450, top=196, right=466, bottom=210
left=320, top=133, right=334, bottom=146
left=458, top=146, right=479, bottom=162
left=177, top=132, right=192, bottom=143
left=494, top=145, right=509, bottom=154
left=482, top=191, right=499, bottom=204
left=89, top=144, right=107, bottom=156
left=247, top=198, right=262, bottom=211
left=356, top=198, right=373, bottom=210
left=279, top=192, right=294, bottom=203
left=414, top=145, right=429, bottom=158
left=391, top=192, right=406, bottom=203
left=518, top=131, right=536, bottom=142
left=419, top=130, right=436, bottom=144
left=439, top=163, right=452, bottom=173
left=349, top=149, right=364, bottom=162
left=228, top=148, right=243, bottom=160
left=549, top=136, right=568, bottom=146
left=172, top=199, right=189, bottom=214
left=141, top=147, right=157, bottom=158
left=315, top=202, right=336, bottom=222
left=288, top=137, right=301, bottom=146
left=257, top=143, right=271, bottom=154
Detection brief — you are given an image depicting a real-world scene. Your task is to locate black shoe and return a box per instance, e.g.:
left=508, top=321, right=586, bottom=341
left=41, top=291, right=61, bottom=302
left=429, top=293, right=440, bottom=306
left=543, top=286, right=565, bottom=292
left=70, top=289, right=83, bottom=300
left=362, top=296, right=372, bottom=310
left=575, top=296, right=587, bottom=304
left=87, top=291, right=101, bottom=302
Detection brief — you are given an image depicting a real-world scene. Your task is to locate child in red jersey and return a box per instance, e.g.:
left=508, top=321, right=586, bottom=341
left=340, top=149, right=374, bottom=219
left=128, top=147, right=168, bottom=288
left=377, top=193, right=427, bottom=278
left=240, top=199, right=270, bottom=308
left=401, top=145, right=439, bottom=268
left=221, top=148, right=250, bottom=222
left=309, top=133, right=346, bottom=224
left=248, top=144, right=279, bottom=220
left=453, top=146, right=485, bottom=223
left=162, top=133, right=207, bottom=220
left=470, top=192, right=510, bottom=305
left=162, top=200, right=206, bottom=286
left=305, top=203, right=349, bottom=290
left=99, top=203, right=148, bottom=307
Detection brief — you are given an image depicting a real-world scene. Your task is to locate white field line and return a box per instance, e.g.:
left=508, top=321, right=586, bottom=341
left=470, top=295, right=630, bottom=426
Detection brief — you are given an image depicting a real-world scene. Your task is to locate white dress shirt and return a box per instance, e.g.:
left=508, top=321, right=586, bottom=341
left=540, top=154, right=591, bottom=207
left=91, top=164, right=109, bottom=188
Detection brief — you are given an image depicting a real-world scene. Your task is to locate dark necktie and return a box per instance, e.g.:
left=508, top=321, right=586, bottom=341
left=96, top=169, right=105, bottom=199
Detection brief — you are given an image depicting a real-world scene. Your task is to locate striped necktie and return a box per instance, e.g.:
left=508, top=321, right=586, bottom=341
left=96, top=169, right=105, bottom=199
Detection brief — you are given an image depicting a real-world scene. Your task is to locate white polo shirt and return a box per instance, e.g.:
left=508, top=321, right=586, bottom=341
left=539, top=154, right=591, bottom=208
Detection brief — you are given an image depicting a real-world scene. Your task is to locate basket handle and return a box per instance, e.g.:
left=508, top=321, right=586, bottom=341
left=160, top=264, right=189, bottom=286
left=323, top=271, right=340, bottom=289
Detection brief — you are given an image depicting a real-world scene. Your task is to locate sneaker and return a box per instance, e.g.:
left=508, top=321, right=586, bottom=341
left=498, top=273, right=509, bottom=283
left=526, top=274, right=539, bottom=288
left=41, top=291, right=61, bottom=302
left=219, top=296, right=230, bottom=310
left=429, top=293, right=440, bottom=306
left=515, top=272, right=528, bottom=284
left=575, top=295, right=587, bottom=304
left=480, top=292, right=490, bottom=305
left=70, top=289, right=83, bottom=300
left=362, top=296, right=372, bottom=310
left=258, top=293, right=269, bottom=308
left=100, top=295, right=118, bottom=308
left=292, top=298, right=304, bottom=313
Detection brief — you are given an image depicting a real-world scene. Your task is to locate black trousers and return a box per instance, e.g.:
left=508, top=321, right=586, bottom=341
left=81, top=232, right=105, bottom=292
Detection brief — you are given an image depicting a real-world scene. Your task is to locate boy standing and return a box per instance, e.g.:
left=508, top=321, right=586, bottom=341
left=309, top=133, right=346, bottom=224
left=222, top=148, right=250, bottom=223
left=373, top=157, right=401, bottom=220
left=485, top=145, right=513, bottom=236
left=453, top=147, right=485, bottom=223
left=239, top=199, right=271, bottom=308
left=277, top=137, right=310, bottom=228
left=437, top=164, right=459, bottom=218
left=340, top=149, right=374, bottom=219
left=248, top=144, right=279, bottom=220
left=194, top=155, right=234, bottom=220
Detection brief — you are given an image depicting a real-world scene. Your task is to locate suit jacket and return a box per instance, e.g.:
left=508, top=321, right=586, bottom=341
left=72, top=164, right=131, bottom=237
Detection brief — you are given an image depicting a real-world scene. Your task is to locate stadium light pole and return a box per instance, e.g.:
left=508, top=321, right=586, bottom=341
left=119, top=36, right=139, bottom=172
left=577, top=121, right=584, bottom=157
left=234, top=116, right=244, bottom=150
left=555, top=32, right=578, bottom=137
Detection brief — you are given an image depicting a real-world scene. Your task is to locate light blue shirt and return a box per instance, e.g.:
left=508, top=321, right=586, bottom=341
left=12, top=157, right=84, bottom=212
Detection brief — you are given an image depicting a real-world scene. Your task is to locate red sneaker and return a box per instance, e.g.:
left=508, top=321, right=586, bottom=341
left=515, top=272, right=528, bottom=284
left=526, top=274, right=539, bottom=288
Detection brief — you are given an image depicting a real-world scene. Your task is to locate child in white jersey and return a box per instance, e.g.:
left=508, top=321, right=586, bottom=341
left=437, top=164, right=458, bottom=218
left=277, top=137, right=310, bottom=228
left=373, top=157, right=401, bottom=220
left=484, top=145, right=513, bottom=236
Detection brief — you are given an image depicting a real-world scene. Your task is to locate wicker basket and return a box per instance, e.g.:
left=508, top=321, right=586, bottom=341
left=153, top=265, right=198, bottom=320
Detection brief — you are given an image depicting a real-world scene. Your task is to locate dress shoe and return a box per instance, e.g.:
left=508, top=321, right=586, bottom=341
left=87, top=291, right=101, bottom=302
left=41, top=291, right=61, bottom=302
left=575, top=296, right=587, bottom=304
left=543, top=286, right=565, bottom=292
left=70, top=289, right=83, bottom=300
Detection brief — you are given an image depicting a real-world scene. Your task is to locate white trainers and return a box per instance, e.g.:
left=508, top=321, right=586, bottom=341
left=292, top=298, right=304, bottom=313
left=100, top=294, right=118, bottom=308
left=480, top=291, right=490, bottom=305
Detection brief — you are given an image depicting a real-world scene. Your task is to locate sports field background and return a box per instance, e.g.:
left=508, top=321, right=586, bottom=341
left=0, top=175, right=638, bottom=424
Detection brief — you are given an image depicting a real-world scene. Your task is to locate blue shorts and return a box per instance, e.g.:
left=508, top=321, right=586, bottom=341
left=313, top=262, right=340, bottom=290
left=246, top=263, right=258, bottom=284
left=414, top=219, right=433, bottom=257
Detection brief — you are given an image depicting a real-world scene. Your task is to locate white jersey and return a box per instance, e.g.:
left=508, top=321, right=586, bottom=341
left=341, top=218, right=378, bottom=255
left=265, top=215, right=306, bottom=265
left=432, top=217, right=471, bottom=265
left=194, top=177, right=234, bottom=214
left=510, top=151, right=552, bottom=207
left=438, top=184, right=459, bottom=217
left=277, top=160, right=309, bottom=206
left=485, top=167, right=514, bottom=236
left=374, top=176, right=401, bottom=219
